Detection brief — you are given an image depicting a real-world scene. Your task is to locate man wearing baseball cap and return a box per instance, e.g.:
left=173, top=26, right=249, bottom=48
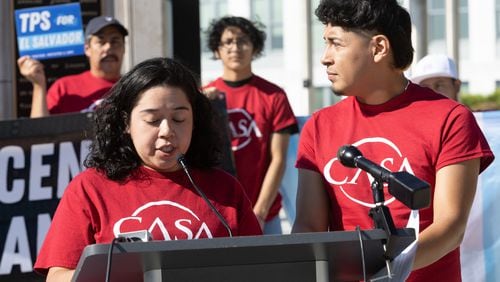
left=17, top=15, right=128, bottom=117
left=411, top=54, right=462, bottom=101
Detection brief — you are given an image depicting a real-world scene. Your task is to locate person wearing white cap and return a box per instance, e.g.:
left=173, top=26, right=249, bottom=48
left=411, top=54, right=462, bottom=101
left=17, top=15, right=128, bottom=117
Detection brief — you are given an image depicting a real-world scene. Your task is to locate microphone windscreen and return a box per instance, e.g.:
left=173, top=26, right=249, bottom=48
left=337, top=145, right=361, bottom=168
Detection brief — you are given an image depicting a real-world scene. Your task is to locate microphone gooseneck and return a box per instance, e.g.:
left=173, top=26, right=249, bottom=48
left=177, top=155, right=233, bottom=237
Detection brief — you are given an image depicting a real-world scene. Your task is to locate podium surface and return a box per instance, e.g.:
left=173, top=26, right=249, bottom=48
left=73, top=229, right=414, bottom=282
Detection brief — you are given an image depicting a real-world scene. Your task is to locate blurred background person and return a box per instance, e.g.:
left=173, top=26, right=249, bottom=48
left=203, top=16, right=298, bottom=234
left=411, top=54, right=462, bottom=101
left=17, top=15, right=128, bottom=117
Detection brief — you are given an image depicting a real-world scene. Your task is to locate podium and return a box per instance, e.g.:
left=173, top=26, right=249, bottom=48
left=72, top=228, right=414, bottom=282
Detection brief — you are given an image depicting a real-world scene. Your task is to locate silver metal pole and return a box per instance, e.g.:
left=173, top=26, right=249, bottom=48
left=445, top=0, right=459, bottom=75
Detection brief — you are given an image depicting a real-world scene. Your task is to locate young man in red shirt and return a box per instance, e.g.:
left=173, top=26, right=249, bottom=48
left=204, top=16, right=298, bottom=234
left=292, top=1, right=494, bottom=281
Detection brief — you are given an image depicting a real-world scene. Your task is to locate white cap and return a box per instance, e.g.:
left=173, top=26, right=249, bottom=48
left=411, top=54, right=458, bottom=84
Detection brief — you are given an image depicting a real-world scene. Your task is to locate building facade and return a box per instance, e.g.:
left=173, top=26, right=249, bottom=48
left=200, top=0, right=500, bottom=116
left=1, top=0, right=499, bottom=119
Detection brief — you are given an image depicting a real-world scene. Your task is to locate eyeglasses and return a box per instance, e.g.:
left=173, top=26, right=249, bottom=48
left=219, top=37, right=252, bottom=50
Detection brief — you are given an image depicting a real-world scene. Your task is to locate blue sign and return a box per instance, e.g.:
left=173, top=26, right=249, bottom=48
left=14, top=3, right=84, bottom=60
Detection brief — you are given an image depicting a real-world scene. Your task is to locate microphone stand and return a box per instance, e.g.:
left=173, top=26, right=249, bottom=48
left=369, top=180, right=397, bottom=238
left=368, top=179, right=412, bottom=261
left=368, top=179, right=397, bottom=279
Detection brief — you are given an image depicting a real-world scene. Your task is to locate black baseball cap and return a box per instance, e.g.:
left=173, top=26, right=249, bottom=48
left=84, top=16, right=128, bottom=38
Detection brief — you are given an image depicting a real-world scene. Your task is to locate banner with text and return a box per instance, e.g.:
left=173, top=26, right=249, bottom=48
left=0, top=113, right=92, bottom=281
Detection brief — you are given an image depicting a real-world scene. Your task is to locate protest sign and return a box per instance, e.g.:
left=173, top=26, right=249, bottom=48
left=14, top=3, right=84, bottom=60
left=13, top=0, right=102, bottom=118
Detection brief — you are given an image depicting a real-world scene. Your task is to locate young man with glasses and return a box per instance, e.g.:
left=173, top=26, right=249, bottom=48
left=17, top=16, right=128, bottom=117
left=203, top=16, right=298, bottom=234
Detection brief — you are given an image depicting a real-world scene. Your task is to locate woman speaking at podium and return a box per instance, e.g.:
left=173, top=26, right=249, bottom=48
left=33, top=57, right=262, bottom=281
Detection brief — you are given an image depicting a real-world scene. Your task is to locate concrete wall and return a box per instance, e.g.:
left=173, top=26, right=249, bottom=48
left=0, top=0, right=15, bottom=120
left=115, top=0, right=172, bottom=73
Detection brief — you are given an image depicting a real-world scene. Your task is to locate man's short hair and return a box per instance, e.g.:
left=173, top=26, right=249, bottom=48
left=315, top=0, right=414, bottom=70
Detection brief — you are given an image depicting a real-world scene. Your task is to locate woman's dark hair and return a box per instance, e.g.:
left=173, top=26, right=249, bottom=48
left=84, top=57, right=223, bottom=180
left=206, top=16, right=266, bottom=59
left=315, top=0, right=414, bottom=70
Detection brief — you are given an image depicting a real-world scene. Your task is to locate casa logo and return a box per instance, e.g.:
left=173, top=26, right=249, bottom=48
left=227, top=108, right=263, bottom=151
left=322, top=137, right=415, bottom=208
left=113, top=200, right=214, bottom=240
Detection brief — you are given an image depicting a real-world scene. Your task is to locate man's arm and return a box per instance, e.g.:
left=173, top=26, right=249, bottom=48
left=253, top=132, right=290, bottom=228
left=17, top=56, right=49, bottom=118
left=413, top=158, right=480, bottom=269
left=292, top=168, right=330, bottom=232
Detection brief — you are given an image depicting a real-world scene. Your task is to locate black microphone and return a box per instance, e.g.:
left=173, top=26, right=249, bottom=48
left=337, top=145, right=392, bottom=182
left=177, top=155, right=233, bottom=237
left=337, top=145, right=430, bottom=209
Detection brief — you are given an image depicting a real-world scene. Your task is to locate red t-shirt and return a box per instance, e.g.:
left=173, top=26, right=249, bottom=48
left=296, top=83, right=494, bottom=281
left=205, top=75, right=297, bottom=220
left=47, top=71, right=117, bottom=114
left=34, top=166, right=261, bottom=274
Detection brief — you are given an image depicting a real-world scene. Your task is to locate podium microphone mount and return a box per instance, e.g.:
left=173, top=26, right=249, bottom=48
left=337, top=145, right=430, bottom=258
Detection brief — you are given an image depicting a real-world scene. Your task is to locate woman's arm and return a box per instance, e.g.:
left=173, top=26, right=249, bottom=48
left=46, top=267, right=75, bottom=282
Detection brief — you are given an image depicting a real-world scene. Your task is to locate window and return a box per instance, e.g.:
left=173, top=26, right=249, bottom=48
left=428, top=0, right=445, bottom=41
left=251, top=0, right=283, bottom=50
left=311, top=0, right=324, bottom=52
left=459, top=0, right=469, bottom=39
left=199, top=0, right=228, bottom=53
left=427, top=0, right=469, bottom=42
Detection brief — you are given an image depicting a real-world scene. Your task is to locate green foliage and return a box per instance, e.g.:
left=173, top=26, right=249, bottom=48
left=461, top=90, right=500, bottom=111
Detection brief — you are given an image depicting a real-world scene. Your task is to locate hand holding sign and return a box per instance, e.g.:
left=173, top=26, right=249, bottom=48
left=17, top=56, right=46, bottom=86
